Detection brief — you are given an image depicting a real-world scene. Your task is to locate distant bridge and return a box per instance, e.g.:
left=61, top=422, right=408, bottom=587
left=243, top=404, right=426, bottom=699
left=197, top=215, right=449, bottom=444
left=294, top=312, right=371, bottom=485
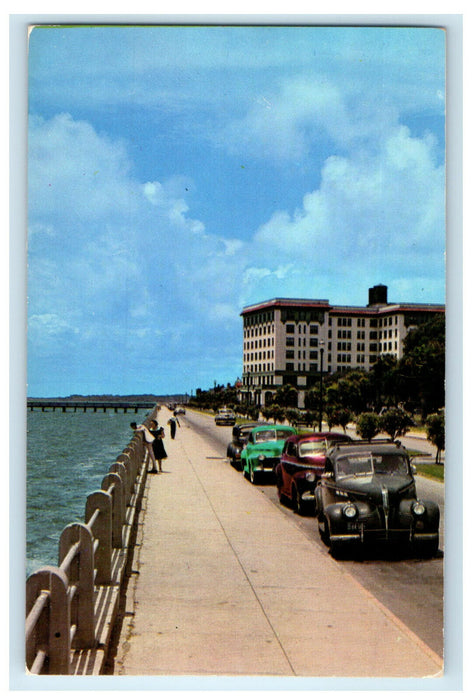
left=27, top=399, right=158, bottom=413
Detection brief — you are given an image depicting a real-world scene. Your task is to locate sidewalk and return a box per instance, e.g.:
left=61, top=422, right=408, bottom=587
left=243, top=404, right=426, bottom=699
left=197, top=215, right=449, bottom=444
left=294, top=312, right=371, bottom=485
left=113, top=409, right=443, bottom=678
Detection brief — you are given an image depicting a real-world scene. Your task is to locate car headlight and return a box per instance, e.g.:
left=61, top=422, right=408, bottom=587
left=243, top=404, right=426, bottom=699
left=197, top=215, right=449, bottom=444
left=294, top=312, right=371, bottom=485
left=305, top=472, right=316, bottom=483
left=411, top=501, right=426, bottom=517
left=343, top=504, right=358, bottom=519
left=258, top=455, right=266, bottom=461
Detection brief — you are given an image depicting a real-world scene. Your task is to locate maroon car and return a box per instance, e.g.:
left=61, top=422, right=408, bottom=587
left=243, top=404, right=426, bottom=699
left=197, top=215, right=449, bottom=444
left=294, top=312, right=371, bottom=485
left=275, top=432, right=352, bottom=515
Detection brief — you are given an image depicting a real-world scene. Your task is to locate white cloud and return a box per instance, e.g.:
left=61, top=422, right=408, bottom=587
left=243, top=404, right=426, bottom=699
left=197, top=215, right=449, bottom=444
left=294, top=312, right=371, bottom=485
left=221, top=75, right=351, bottom=161
left=27, top=113, right=248, bottom=373
left=252, top=124, right=443, bottom=267
left=28, top=113, right=140, bottom=222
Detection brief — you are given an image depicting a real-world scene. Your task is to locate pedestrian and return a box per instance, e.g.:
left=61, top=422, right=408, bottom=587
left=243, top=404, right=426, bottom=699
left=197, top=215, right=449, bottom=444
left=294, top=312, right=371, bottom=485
left=167, top=415, right=180, bottom=439
left=150, top=423, right=167, bottom=472
left=131, top=421, right=158, bottom=473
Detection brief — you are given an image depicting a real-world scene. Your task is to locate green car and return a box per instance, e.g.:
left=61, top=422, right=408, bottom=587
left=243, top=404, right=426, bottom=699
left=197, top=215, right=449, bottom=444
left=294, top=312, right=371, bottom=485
left=241, top=424, right=297, bottom=484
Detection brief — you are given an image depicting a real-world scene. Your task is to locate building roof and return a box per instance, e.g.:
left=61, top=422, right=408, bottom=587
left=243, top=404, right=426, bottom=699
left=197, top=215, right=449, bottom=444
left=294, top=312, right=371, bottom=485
left=241, top=298, right=444, bottom=317
left=241, top=298, right=331, bottom=316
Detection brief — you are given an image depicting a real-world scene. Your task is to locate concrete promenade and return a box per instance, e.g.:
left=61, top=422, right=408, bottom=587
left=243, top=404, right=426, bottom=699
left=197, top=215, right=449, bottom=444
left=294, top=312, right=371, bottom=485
left=113, top=408, right=443, bottom=678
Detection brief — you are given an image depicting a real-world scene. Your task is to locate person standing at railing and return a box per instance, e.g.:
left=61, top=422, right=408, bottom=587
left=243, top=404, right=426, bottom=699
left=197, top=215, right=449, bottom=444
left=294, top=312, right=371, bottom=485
left=150, top=422, right=167, bottom=472
left=131, top=421, right=159, bottom=473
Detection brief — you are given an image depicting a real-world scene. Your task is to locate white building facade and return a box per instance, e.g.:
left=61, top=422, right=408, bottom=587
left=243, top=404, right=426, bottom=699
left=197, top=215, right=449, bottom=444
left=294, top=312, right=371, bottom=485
left=239, top=285, right=444, bottom=409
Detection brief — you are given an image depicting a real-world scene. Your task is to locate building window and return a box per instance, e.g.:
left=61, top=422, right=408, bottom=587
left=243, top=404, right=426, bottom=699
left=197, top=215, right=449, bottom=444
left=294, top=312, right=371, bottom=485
left=286, top=363, right=294, bottom=371
left=286, top=337, right=295, bottom=346
left=286, top=324, right=295, bottom=333
left=310, top=325, right=318, bottom=334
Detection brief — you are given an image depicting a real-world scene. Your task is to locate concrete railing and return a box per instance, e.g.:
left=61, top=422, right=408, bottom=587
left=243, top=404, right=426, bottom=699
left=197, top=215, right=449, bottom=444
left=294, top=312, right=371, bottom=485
left=25, top=412, right=156, bottom=675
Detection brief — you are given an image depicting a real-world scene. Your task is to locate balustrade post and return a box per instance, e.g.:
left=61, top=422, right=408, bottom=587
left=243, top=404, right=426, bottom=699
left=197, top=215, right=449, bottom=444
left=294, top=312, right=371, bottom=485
left=26, top=567, right=70, bottom=674
left=85, top=490, right=112, bottom=584
left=110, top=460, right=130, bottom=505
left=126, top=446, right=139, bottom=486
left=59, top=523, right=95, bottom=648
left=101, top=473, right=124, bottom=547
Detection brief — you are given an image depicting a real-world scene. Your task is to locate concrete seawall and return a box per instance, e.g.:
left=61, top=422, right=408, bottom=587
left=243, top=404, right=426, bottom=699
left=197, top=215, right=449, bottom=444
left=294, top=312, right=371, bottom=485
left=112, top=408, right=443, bottom=678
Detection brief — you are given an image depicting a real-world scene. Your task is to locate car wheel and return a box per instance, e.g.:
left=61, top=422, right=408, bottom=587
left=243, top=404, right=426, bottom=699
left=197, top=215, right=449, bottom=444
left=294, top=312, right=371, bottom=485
left=276, top=475, right=284, bottom=503
left=249, top=465, right=259, bottom=484
left=415, top=535, right=439, bottom=559
left=326, top=520, right=340, bottom=556
left=292, top=486, right=305, bottom=515
left=318, top=514, right=329, bottom=544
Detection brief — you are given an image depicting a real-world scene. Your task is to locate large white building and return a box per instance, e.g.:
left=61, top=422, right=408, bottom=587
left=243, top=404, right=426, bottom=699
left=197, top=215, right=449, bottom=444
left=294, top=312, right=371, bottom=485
left=239, top=285, right=444, bottom=408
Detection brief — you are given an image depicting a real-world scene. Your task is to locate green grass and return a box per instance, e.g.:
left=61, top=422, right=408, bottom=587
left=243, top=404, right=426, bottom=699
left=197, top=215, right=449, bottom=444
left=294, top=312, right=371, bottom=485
left=414, top=462, right=444, bottom=482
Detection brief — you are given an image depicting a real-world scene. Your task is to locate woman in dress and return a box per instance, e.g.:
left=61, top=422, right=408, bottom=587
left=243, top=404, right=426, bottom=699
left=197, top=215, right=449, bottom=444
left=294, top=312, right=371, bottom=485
left=150, top=421, right=167, bottom=473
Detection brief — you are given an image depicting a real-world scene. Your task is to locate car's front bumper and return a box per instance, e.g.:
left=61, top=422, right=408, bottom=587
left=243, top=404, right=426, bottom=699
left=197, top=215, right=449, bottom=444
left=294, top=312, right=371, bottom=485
left=330, top=527, right=438, bottom=545
left=253, top=457, right=280, bottom=472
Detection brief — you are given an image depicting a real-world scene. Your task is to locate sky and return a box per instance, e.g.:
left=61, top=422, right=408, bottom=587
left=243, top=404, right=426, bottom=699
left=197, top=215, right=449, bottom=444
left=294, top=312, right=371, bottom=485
left=26, top=24, right=446, bottom=397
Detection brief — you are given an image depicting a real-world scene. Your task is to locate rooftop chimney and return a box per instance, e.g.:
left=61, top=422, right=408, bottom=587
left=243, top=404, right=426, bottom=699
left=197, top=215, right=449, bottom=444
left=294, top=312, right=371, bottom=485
left=368, top=284, right=388, bottom=306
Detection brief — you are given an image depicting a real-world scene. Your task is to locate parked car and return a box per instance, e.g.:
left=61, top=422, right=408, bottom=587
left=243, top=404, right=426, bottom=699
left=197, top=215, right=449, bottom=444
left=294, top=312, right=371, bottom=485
left=174, top=407, right=186, bottom=415
left=275, top=432, right=352, bottom=515
left=226, top=423, right=267, bottom=470
left=315, top=439, right=440, bottom=557
left=215, top=407, right=236, bottom=426
left=241, top=424, right=297, bottom=484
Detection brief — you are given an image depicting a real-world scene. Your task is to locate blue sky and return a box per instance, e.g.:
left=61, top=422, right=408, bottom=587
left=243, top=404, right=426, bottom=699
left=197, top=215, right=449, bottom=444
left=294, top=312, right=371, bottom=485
left=26, top=25, right=446, bottom=397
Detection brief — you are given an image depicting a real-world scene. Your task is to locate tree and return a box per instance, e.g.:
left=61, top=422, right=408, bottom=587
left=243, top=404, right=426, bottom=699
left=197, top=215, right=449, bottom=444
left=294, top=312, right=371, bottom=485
left=426, top=413, right=445, bottom=464
left=274, top=385, right=299, bottom=408
left=398, top=316, right=445, bottom=418
left=380, top=408, right=415, bottom=441
left=331, top=408, right=353, bottom=434
left=370, top=355, right=399, bottom=410
left=261, top=405, right=274, bottom=422
left=356, top=412, right=381, bottom=441
left=271, top=404, right=286, bottom=423
left=303, top=410, right=317, bottom=430
left=262, top=403, right=285, bottom=423
left=285, top=408, right=302, bottom=427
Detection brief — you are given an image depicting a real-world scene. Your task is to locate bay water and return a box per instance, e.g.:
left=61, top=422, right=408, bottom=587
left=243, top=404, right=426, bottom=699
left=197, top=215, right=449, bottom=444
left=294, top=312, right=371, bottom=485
left=26, top=408, right=151, bottom=578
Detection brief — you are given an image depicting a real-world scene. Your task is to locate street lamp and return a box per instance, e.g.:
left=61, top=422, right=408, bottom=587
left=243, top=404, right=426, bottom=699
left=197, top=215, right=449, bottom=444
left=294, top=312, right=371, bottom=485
left=318, top=340, right=325, bottom=432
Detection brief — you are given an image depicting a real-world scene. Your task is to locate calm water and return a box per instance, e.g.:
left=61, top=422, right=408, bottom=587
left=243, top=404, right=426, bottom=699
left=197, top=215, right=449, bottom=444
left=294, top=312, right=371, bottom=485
left=26, top=408, right=150, bottom=578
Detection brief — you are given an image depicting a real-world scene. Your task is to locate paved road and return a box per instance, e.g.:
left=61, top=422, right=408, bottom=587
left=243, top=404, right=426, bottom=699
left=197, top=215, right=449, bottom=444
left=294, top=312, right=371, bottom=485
left=183, top=410, right=444, bottom=658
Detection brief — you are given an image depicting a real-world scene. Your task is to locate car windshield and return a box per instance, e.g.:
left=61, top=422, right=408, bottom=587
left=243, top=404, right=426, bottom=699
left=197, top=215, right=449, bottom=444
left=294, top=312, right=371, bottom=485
left=298, top=441, right=327, bottom=456
left=277, top=429, right=295, bottom=440
left=336, top=452, right=409, bottom=477
left=254, top=430, right=277, bottom=443
left=240, top=428, right=254, bottom=438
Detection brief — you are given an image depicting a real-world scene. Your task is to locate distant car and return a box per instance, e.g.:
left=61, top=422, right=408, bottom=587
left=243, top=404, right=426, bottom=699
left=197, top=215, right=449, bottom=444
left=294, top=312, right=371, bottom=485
left=315, top=439, right=440, bottom=557
left=275, top=432, right=352, bottom=515
left=174, top=407, right=186, bottom=415
left=215, top=408, right=236, bottom=426
left=226, top=423, right=267, bottom=470
left=241, top=424, right=297, bottom=484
